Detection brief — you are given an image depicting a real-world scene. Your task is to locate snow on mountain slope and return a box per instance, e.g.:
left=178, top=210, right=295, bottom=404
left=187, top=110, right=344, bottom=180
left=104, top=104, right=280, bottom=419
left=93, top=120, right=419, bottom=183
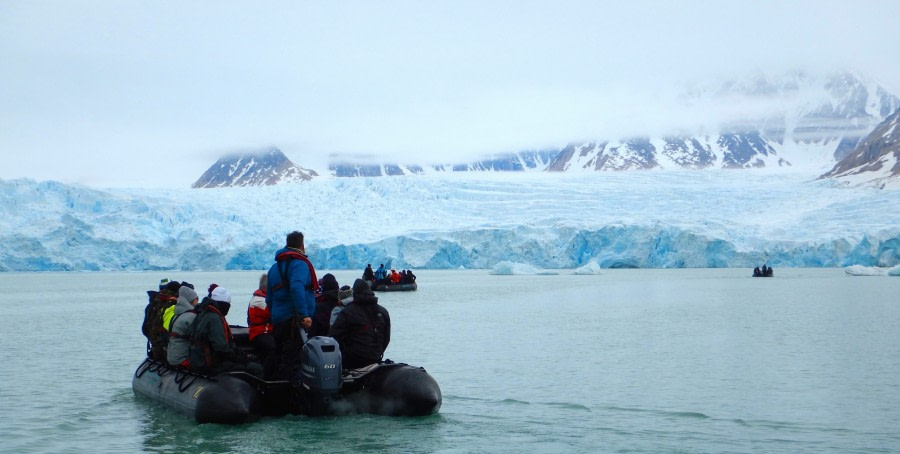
left=820, top=108, right=900, bottom=189
left=192, top=147, right=318, bottom=188
left=2, top=170, right=898, bottom=271
left=549, top=71, right=900, bottom=174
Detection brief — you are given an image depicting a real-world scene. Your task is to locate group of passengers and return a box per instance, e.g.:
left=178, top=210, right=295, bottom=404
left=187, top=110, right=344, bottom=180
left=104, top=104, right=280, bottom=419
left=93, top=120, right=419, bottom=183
left=141, top=231, right=391, bottom=381
left=753, top=264, right=774, bottom=277
left=364, top=263, right=416, bottom=286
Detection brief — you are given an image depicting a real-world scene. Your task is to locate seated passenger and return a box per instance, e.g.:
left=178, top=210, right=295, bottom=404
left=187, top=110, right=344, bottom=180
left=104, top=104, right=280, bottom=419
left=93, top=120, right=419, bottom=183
left=167, top=285, right=200, bottom=367
left=330, top=285, right=353, bottom=326
left=163, top=281, right=194, bottom=334
left=247, top=274, right=276, bottom=374
left=189, top=287, right=262, bottom=377
left=142, top=279, right=181, bottom=361
left=389, top=269, right=401, bottom=284
left=329, top=279, right=391, bottom=369
left=311, top=273, right=341, bottom=337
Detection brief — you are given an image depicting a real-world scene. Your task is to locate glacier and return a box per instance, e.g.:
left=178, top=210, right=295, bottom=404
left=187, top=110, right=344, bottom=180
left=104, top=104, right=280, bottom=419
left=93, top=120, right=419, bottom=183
left=1, top=170, right=898, bottom=272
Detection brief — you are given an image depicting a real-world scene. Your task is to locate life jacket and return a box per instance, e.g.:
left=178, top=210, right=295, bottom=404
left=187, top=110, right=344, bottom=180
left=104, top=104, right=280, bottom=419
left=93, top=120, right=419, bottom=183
left=272, top=249, right=319, bottom=294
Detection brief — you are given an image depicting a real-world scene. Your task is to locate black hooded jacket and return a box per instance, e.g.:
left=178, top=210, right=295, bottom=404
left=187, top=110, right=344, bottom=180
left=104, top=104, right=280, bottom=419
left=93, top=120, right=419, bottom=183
left=328, top=292, right=391, bottom=369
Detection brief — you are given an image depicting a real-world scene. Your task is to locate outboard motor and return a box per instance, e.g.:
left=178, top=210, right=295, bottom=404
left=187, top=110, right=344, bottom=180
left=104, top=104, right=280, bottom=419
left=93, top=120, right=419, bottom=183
left=300, top=336, right=342, bottom=415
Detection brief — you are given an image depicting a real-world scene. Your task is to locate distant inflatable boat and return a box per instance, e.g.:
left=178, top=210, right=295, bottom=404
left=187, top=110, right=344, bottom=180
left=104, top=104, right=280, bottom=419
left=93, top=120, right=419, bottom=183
left=753, top=266, right=774, bottom=277
left=132, top=331, right=441, bottom=423
left=372, top=282, right=418, bottom=292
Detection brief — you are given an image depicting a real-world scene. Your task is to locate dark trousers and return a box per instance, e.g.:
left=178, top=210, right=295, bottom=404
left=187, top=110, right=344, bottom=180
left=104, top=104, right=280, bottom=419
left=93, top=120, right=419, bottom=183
left=273, top=318, right=305, bottom=385
left=251, top=333, right=278, bottom=379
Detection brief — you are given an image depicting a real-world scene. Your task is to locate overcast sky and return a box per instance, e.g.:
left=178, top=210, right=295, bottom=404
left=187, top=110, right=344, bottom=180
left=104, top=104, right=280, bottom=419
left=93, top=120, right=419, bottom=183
left=2, top=0, right=899, bottom=188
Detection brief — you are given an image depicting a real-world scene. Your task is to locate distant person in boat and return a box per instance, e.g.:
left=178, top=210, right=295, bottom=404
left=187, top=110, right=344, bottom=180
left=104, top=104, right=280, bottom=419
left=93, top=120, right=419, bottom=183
left=246, top=273, right=276, bottom=376
left=167, top=285, right=200, bottom=367
left=363, top=264, right=375, bottom=283
left=188, top=286, right=262, bottom=377
left=329, top=279, right=391, bottom=369
left=266, top=231, right=318, bottom=384
left=753, top=266, right=761, bottom=276
left=311, top=273, right=341, bottom=337
left=142, top=279, right=182, bottom=361
left=406, top=269, right=416, bottom=283
left=390, top=269, right=401, bottom=284
left=374, top=264, right=387, bottom=281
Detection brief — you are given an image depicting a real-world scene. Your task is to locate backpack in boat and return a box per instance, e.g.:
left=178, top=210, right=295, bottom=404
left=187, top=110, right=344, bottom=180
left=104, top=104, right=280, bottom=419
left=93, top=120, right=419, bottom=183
left=143, top=290, right=178, bottom=361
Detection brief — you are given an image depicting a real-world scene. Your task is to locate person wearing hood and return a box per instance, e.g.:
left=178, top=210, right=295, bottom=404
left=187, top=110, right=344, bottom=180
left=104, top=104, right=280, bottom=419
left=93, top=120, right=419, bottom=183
left=329, top=279, right=391, bottom=370
left=266, top=231, right=318, bottom=383
left=167, top=285, right=199, bottom=367
left=188, top=287, right=262, bottom=376
left=311, top=273, right=341, bottom=337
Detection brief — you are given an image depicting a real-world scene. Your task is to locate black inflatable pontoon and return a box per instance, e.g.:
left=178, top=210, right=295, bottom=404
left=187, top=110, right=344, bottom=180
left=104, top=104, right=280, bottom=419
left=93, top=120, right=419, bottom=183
left=372, top=282, right=418, bottom=292
left=132, top=334, right=441, bottom=423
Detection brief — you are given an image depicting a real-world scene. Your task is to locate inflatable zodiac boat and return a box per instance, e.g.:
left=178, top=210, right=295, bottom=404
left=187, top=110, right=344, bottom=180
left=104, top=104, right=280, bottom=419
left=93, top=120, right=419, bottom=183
left=132, top=334, right=441, bottom=424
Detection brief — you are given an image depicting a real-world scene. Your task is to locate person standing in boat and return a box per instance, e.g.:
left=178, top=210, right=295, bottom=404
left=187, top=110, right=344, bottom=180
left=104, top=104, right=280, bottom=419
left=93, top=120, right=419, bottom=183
left=363, top=264, right=375, bottom=285
left=167, top=285, right=200, bottom=367
left=188, top=287, right=262, bottom=376
left=266, top=231, right=318, bottom=383
left=246, top=273, right=276, bottom=377
left=374, top=264, right=387, bottom=283
left=329, top=278, right=391, bottom=369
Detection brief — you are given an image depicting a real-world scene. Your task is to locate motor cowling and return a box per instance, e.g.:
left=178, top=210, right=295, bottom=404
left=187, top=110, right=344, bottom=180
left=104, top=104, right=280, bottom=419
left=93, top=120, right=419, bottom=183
left=300, top=336, right=343, bottom=415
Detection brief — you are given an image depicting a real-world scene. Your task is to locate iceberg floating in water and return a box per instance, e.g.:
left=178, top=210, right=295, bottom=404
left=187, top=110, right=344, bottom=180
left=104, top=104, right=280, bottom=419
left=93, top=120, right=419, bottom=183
left=844, top=265, right=888, bottom=276
left=490, top=261, right=559, bottom=275
left=572, top=260, right=603, bottom=275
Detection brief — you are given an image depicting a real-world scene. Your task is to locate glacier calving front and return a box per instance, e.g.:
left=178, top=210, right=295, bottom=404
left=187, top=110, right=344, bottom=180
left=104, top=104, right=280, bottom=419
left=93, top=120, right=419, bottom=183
left=1, top=170, right=898, bottom=271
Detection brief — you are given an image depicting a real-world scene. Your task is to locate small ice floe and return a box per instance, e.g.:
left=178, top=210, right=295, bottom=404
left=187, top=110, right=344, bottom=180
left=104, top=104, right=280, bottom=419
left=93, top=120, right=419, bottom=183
left=572, top=260, right=603, bottom=275
left=490, top=261, right=558, bottom=275
left=844, top=265, right=888, bottom=276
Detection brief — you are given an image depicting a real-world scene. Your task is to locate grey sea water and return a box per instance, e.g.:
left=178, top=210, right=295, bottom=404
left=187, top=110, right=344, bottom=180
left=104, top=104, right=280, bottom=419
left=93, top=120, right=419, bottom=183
left=0, top=268, right=898, bottom=453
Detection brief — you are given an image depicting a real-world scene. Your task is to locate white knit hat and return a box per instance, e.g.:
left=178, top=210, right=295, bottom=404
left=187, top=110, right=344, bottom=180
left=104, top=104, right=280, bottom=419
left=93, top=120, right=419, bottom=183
left=210, top=286, right=232, bottom=303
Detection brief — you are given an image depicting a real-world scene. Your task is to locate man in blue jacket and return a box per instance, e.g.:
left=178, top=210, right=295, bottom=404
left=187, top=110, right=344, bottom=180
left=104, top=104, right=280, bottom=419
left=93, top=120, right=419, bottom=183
left=266, top=231, right=318, bottom=383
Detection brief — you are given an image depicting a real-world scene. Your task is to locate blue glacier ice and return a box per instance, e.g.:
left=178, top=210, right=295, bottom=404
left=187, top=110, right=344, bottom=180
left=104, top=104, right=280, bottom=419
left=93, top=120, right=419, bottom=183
left=1, top=170, right=898, bottom=272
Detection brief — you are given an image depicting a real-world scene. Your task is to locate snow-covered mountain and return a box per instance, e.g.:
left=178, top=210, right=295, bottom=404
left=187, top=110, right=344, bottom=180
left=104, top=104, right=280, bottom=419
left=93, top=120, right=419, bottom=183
left=197, top=71, right=897, bottom=184
left=1, top=171, right=898, bottom=272
left=328, top=149, right=558, bottom=177
left=549, top=71, right=900, bottom=173
left=819, top=108, right=900, bottom=188
left=192, top=147, right=318, bottom=188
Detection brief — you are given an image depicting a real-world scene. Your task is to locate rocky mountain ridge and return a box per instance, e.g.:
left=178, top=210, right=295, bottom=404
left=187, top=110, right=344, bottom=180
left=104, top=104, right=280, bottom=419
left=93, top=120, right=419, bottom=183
left=819, top=108, right=900, bottom=188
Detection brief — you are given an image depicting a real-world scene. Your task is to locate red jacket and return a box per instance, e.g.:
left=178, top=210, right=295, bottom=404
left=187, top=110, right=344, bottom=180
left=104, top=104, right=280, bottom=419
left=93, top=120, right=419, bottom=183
left=246, top=289, right=273, bottom=341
